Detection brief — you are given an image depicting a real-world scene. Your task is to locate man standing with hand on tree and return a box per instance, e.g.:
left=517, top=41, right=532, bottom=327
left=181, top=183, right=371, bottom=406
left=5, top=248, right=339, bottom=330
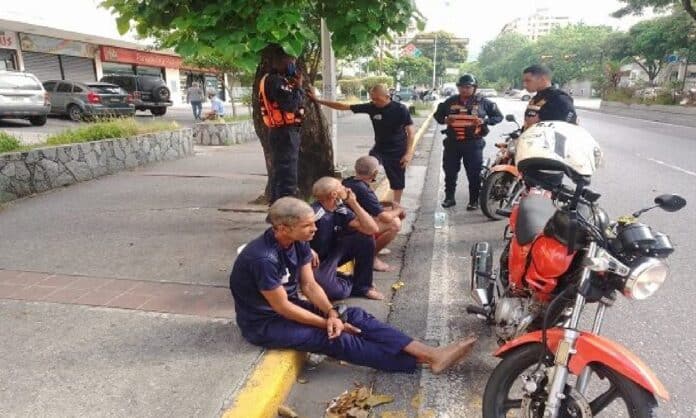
left=259, top=51, right=306, bottom=203
left=308, top=84, right=416, bottom=205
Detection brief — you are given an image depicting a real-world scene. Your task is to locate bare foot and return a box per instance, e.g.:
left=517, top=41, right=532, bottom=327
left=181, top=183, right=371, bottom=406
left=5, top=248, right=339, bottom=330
left=430, top=336, right=478, bottom=375
left=365, top=287, right=385, bottom=300
left=373, top=257, right=395, bottom=272
left=378, top=248, right=392, bottom=256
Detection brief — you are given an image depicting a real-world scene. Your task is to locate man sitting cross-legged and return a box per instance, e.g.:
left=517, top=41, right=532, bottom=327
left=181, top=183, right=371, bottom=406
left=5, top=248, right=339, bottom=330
left=310, top=177, right=384, bottom=301
left=229, top=197, right=478, bottom=373
left=343, top=156, right=406, bottom=272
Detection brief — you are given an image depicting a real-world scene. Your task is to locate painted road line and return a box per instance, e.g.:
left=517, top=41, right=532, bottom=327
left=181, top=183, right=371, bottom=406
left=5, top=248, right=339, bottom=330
left=221, top=111, right=436, bottom=418
left=645, top=157, right=696, bottom=177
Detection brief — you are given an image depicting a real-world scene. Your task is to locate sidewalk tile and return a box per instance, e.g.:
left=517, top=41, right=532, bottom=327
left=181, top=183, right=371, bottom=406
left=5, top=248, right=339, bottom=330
left=43, top=288, right=91, bottom=304
left=0, top=270, right=48, bottom=286
left=108, top=293, right=152, bottom=310
left=129, top=281, right=186, bottom=296
left=65, top=276, right=113, bottom=291
left=39, top=274, right=78, bottom=288
left=74, top=289, right=125, bottom=306
left=0, top=283, right=22, bottom=298
left=99, top=279, right=140, bottom=293
left=9, top=285, right=59, bottom=301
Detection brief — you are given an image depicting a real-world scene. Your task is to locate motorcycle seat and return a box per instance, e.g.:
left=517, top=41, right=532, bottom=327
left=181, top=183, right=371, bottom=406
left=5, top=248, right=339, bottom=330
left=516, top=195, right=557, bottom=245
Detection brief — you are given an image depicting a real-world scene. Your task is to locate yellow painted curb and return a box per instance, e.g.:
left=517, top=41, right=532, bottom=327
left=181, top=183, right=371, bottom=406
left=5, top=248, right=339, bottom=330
left=222, top=349, right=305, bottom=418
left=221, top=111, right=435, bottom=418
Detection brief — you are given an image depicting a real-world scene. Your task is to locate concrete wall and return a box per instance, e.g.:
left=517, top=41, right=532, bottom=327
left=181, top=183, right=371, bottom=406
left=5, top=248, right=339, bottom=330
left=192, top=121, right=257, bottom=145
left=599, top=101, right=696, bottom=128
left=0, top=129, right=193, bottom=203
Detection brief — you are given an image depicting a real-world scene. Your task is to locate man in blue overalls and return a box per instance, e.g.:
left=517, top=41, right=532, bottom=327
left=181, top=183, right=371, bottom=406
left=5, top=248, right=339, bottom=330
left=434, top=74, right=503, bottom=210
left=310, top=177, right=384, bottom=301
left=229, top=197, right=477, bottom=373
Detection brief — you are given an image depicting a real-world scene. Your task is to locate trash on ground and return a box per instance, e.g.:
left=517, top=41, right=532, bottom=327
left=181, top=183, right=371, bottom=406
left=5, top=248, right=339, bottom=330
left=325, top=383, right=395, bottom=418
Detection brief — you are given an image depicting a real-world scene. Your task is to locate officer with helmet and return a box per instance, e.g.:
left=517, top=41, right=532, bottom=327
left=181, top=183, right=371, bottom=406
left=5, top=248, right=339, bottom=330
left=434, top=74, right=503, bottom=210
left=259, top=49, right=306, bottom=203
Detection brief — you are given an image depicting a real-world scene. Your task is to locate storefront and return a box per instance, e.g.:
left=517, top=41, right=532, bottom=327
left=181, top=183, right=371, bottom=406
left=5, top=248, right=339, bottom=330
left=100, top=46, right=183, bottom=104
left=19, top=33, right=97, bottom=82
left=0, top=30, right=20, bottom=71
left=178, top=65, right=225, bottom=102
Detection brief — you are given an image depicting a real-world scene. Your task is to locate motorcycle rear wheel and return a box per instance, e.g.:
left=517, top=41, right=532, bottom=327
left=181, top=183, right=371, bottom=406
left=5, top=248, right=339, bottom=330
left=482, top=343, right=658, bottom=418
left=480, top=171, right=517, bottom=221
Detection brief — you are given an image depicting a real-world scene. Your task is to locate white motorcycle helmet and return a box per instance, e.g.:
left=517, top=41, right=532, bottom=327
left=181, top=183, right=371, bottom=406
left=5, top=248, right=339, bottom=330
left=515, top=122, right=602, bottom=181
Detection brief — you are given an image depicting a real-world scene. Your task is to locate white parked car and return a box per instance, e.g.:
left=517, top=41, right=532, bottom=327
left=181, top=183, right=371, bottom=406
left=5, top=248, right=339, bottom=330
left=0, top=71, right=50, bottom=126
left=478, top=88, right=499, bottom=97
left=511, top=89, right=534, bottom=101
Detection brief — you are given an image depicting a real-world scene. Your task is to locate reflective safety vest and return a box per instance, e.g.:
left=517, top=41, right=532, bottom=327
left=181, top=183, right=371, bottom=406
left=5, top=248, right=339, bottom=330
left=448, top=101, right=484, bottom=141
left=259, top=74, right=302, bottom=128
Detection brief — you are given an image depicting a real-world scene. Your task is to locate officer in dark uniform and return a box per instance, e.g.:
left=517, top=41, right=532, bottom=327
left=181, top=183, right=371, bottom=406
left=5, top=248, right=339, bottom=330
left=259, top=52, right=306, bottom=203
left=522, top=64, right=577, bottom=130
left=434, top=74, right=503, bottom=210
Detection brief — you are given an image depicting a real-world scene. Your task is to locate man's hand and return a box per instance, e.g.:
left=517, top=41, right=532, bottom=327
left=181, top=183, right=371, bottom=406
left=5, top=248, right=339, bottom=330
left=310, top=249, right=320, bottom=268
left=344, top=188, right=358, bottom=208
left=400, top=151, right=414, bottom=169
left=326, top=317, right=345, bottom=339
left=306, top=88, right=317, bottom=102
left=343, top=322, right=362, bottom=335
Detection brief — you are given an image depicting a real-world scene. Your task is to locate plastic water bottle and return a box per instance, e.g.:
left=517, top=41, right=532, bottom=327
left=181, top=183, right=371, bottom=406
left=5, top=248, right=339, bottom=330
left=434, top=210, right=446, bottom=229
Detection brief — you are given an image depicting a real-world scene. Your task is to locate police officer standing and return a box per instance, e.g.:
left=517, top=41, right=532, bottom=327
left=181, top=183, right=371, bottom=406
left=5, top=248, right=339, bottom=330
left=521, top=64, right=577, bottom=130
left=259, top=52, right=306, bottom=203
left=434, top=74, right=503, bottom=210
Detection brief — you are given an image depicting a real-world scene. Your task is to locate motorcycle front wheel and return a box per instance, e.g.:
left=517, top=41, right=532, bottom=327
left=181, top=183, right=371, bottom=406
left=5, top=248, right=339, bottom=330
left=482, top=343, right=658, bottom=418
left=480, top=171, right=517, bottom=221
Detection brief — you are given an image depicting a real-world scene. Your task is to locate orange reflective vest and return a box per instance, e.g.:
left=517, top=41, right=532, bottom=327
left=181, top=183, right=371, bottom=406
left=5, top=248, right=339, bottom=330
left=448, top=102, right=483, bottom=141
left=259, top=74, right=301, bottom=128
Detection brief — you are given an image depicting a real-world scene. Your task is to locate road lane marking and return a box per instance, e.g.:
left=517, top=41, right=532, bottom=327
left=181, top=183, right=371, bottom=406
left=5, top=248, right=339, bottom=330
left=645, top=157, right=696, bottom=177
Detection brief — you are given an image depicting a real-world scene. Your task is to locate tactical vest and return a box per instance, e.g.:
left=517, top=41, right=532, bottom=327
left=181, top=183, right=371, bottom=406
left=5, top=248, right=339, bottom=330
left=259, top=74, right=303, bottom=128
left=448, top=99, right=484, bottom=141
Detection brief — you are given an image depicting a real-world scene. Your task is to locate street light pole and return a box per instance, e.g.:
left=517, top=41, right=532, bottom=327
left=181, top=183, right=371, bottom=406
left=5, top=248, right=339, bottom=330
left=320, top=18, right=338, bottom=168
left=432, top=36, right=438, bottom=90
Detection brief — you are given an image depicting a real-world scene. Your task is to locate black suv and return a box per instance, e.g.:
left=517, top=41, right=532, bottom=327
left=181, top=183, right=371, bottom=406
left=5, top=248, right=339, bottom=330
left=99, top=74, right=172, bottom=116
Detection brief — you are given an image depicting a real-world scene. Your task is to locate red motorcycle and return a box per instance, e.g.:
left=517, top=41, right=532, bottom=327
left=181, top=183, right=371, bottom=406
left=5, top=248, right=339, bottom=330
left=467, top=122, right=687, bottom=417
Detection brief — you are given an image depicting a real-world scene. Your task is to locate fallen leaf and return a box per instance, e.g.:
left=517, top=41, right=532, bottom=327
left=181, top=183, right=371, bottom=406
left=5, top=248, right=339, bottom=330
left=356, top=387, right=370, bottom=401
left=391, top=281, right=405, bottom=291
left=347, top=407, right=369, bottom=418
left=278, top=404, right=299, bottom=418
left=366, top=394, right=395, bottom=408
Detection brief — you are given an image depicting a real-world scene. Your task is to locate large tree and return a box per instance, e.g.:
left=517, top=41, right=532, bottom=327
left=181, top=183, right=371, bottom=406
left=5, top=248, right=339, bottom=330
left=375, top=56, right=433, bottom=87
left=477, top=33, right=535, bottom=88
left=102, top=0, right=420, bottom=200
left=613, top=0, right=696, bottom=23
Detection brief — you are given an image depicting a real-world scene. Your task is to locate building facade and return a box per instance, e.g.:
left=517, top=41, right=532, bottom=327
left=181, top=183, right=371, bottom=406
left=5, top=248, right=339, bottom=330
left=500, top=8, right=570, bottom=41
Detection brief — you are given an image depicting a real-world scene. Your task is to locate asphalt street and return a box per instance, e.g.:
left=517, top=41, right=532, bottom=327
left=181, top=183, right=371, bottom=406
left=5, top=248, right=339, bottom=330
left=373, top=98, right=696, bottom=417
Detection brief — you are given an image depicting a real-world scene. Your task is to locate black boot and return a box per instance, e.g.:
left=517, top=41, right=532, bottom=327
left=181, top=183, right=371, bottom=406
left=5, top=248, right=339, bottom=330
left=466, top=200, right=479, bottom=211
left=442, top=194, right=456, bottom=208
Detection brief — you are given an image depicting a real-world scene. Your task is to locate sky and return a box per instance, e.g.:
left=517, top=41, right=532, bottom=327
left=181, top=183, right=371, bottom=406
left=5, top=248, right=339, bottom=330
left=4, top=0, right=656, bottom=58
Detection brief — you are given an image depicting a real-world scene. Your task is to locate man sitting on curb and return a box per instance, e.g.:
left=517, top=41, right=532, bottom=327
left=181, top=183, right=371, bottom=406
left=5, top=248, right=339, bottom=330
left=310, top=177, right=384, bottom=301
left=229, top=197, right=478, bottom=373
left=343, top=156, right=406, bottom=272
left=204, top=92, right=225, bottom=120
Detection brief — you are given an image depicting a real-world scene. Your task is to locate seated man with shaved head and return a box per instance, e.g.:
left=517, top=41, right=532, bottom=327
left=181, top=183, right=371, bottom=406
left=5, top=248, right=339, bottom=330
left=343, top=156, right=406, bottom=272
left=310, top=176, right=384, bottom=300
left=308, top=84, right=415, bottom=205
left=229, top=197, right=477, bottom=373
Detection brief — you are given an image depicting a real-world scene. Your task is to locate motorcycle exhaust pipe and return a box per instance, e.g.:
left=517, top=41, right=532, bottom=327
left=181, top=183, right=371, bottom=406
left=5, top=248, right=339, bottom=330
left=470, top=242, right=494, bottom=307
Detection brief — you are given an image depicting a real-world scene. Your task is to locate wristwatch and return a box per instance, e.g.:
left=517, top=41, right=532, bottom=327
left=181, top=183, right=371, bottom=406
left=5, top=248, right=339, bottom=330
left=328, top=304, right=348, bottom=322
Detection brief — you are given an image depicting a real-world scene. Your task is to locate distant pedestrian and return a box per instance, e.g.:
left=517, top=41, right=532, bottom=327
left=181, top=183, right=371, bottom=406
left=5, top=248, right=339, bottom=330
left=204, top=92, right=225, bottom=120
left=186, top=82, right=204, bottom=121
left=308, top=84, right=415, bottom=205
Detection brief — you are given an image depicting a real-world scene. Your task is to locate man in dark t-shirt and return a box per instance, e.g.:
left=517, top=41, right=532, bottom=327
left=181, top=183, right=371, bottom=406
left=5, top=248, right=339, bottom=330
left=308, top=84, right=415, bottom=205
left=229, top=197, right=478, bottom=373
left=343, top=156, right=405, bottom=272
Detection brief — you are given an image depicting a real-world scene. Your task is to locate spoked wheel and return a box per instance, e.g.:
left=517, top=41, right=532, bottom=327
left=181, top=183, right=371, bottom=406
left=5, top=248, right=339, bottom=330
left=480, top=171, right=517, bottom=220
left=482, top=344, right=658, bottom=418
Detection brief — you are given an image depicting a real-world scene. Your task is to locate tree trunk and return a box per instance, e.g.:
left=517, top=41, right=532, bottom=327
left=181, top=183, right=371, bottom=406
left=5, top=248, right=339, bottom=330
left=251, top=44, right=335, bottom=204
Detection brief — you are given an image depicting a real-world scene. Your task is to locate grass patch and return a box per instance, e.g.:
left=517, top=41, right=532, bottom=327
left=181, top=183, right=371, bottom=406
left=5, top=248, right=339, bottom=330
left=45, top=119, right=179, bottom=146
left=222, top=114, right=252, bottom=123
left=411, top=101, right=435, bottom=117
left=0, top=131, right=22, bottom=153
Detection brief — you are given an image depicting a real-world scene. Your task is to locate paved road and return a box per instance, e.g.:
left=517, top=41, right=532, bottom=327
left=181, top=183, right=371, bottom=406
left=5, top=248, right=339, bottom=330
left=373, top=98, right=696, bottom=417
left=0, top=103, right=251, bottom=144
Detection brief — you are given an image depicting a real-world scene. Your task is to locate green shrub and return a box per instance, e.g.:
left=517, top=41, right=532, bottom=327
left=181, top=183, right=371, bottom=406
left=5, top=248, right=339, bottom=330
left=649, top=92, right=677, bottom=105
left=0, top=131, right=21, bottom=153
left=45, top=119, right=178, bottom=146
left=604, top=88, right=636, bottom=104
left=338, top=79, right=363, bottom=97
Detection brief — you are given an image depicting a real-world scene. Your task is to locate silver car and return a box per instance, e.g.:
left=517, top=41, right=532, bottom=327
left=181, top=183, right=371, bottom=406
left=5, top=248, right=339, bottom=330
left=43, top=80, right=135, bottom=121
left=0, top=70, right=50, bottom=126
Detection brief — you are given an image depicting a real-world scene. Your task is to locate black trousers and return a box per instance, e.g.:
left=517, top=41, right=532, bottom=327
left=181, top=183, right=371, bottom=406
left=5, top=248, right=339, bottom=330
left=442, top=138, right=485, bottom=203
left=269, top=126, right=301, bottom=203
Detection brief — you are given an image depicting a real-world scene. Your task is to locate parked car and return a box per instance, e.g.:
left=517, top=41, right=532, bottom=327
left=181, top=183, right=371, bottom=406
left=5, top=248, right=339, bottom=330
left=43, top=80, right=135, bottom=121
left=392, top=88, right=417, bottom=102
left=99, top=74, right=172, bottom=116
left=510, top=89, right=534, bottom=101
left=478, top=88, right=499, bottom=97
left=0, top=70, right=50, bottom=126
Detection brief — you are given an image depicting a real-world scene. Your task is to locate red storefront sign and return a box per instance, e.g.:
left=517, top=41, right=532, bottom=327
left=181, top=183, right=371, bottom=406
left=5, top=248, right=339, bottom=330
left=100, top=46, right=182, bottom=69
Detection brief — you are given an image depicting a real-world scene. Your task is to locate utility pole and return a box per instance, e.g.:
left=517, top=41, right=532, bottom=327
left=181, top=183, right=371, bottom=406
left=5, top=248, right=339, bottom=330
left=321, top=18, right=338, bottom=168
left=432, top=36, right=438, bottom=90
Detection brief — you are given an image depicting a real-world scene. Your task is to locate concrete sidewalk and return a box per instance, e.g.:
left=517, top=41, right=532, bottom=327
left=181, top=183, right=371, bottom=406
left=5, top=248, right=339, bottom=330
left=0, top=113, right=424, bottom=417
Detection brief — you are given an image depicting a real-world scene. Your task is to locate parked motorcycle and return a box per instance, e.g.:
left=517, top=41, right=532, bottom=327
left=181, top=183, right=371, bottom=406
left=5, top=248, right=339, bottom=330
left=480, top=114, right=523, bottom=220
left=467, top=122, right=686, bottom=417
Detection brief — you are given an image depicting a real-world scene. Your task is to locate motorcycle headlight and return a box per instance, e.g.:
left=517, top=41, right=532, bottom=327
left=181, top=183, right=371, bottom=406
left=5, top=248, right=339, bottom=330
left=623, top=258, right=669, bottom=300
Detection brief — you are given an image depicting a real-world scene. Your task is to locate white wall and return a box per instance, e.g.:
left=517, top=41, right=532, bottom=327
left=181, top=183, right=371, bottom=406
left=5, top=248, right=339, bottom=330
left=165, top=67, right=183, bottom=105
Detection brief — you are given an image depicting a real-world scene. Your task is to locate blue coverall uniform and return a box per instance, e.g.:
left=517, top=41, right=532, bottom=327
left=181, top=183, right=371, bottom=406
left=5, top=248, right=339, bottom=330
left=310, top=202, right=376, bottom=300
left=229, top=228, right=418, bottom=372
left=265, top=72, right=304, bottom=203
left=434, top=95, right=503, bottom=204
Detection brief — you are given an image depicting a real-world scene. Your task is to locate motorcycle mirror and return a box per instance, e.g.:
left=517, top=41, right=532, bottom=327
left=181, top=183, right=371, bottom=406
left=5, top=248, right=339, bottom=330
left=655, top=194, right=687, bottom=212
left=505, top=114, right=516, bottom=122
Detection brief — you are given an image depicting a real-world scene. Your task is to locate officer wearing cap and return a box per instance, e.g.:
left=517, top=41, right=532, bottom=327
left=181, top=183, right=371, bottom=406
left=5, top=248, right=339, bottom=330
left=434, top=74, right=503, bottom=210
